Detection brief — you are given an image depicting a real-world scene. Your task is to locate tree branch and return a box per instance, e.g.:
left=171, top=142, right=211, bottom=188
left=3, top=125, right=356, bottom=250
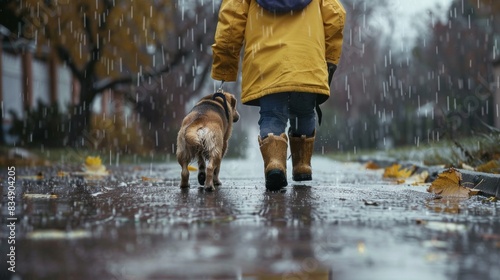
left=94, top=49, right=186, bottom=93
left=56, top=45, right=82, bottom=80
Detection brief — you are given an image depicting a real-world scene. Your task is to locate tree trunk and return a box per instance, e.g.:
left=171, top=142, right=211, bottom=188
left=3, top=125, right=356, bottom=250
left=68, top=81, right=96, bottom=147
left=21, top=50, right=33, bottom=112
left=49, top=50, right=58, bottom=106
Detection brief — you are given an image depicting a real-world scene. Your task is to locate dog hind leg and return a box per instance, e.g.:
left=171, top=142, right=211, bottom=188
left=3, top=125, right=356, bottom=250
left=213, top=140, right=228, bottom=186
left=204, top=155, right=221, bottom=191
left=213, top=165, right=221, bottom=186
left=178, top=158, right=190, bottom=188
left=197, top=152, right=206, bottom=186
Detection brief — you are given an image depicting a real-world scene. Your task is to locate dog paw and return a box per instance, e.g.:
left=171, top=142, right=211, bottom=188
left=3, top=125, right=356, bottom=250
left=179, top=183, right=190, bottom=188
left=204, top=185, right=215, bottom=192
left=214, top=179, right=222, bottom=186
left=198, top=172, right=206, bottom=185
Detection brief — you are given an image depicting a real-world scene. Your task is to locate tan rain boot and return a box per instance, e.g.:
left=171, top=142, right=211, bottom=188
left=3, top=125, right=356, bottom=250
left=258, top=133, right=288, bottom=190
left=289, top=131, right=315, bottom=181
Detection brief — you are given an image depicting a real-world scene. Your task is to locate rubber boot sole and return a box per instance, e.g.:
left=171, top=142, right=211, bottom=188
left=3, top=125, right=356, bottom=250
left=266, top=169, right=287, bottom=191
left=293, top=173, right=312, bottom=182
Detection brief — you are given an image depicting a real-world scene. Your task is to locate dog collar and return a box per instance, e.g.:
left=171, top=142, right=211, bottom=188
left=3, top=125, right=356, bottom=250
left=212, top=92, right=230, bottom=122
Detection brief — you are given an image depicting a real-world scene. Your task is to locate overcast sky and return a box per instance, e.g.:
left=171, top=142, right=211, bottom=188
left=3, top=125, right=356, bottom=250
left=393, top=0, right=453, bottom=11
left=392, top=0, right=454, bottom=24
left=386, top=0, right=454, bottom=41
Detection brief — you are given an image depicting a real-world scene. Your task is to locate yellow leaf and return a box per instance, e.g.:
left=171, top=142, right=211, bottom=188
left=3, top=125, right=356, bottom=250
left=383, top=164, right=414, bottom=179
left=357, top=242, right=366, bottom=254
left=85, top=156, right=102, bottom=168
left=484, top=196, right=498, bottom=203
left=82, top=156, right=109, bottom=177
left=426, top=168, right=474, bottom=198
left=57, top=171, right=70, bottom=177
left=188, top=165, right=198, bottom=171
left=27, top=230, right=91, bottom=240
left=23, top=194, right=58, bottom=199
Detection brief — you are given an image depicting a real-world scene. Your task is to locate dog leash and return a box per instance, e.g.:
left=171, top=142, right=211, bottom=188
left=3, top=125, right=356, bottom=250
left=212, top=80, right=230, bottom=121
left=216, top=80, right=225, bottom=93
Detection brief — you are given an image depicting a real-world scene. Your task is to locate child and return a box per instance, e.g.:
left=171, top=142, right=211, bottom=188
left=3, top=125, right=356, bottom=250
left=211, top=0, right=346, bottom=190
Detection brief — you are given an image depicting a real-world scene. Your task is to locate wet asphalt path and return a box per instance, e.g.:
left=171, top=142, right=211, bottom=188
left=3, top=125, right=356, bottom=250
left=1, top=156, right=499, bottom=280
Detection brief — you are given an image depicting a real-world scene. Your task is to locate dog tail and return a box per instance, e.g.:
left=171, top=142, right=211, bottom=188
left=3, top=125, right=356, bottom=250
left=185, top=126, right=221, bottom=157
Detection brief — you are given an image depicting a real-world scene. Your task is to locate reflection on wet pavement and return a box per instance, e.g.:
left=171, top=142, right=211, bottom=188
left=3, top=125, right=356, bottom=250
left=1, top=158, right=499, bottom=279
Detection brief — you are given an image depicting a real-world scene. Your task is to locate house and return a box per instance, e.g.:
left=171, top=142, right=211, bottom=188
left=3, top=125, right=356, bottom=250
left=1, top=24, right=127, bottom=145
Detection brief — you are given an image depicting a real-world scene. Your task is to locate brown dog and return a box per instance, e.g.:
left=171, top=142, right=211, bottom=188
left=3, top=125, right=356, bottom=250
left=176, top=91, right=240, bottom=191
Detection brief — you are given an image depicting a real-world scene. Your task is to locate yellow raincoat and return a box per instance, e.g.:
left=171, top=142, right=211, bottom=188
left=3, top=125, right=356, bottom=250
left=211, top=0, right=345, bottom=106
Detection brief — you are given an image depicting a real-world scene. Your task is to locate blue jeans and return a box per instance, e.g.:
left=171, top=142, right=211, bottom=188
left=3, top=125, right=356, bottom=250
left=258, top=92, right=316, bottom=139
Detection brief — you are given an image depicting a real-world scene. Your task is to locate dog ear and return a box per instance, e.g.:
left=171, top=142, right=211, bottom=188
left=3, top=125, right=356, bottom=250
left=228, top=94, right=237, bottom=109
left=227, top=94, right=240, bottom=123
left=232, top=109, right=240, bottom=123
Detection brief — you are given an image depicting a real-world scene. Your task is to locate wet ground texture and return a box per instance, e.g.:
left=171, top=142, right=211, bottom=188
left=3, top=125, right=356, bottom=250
left=1, top=157, right=499, bottom=280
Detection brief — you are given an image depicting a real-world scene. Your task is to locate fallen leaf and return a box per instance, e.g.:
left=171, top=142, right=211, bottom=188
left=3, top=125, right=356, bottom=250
left=407, top=171, right=430, bottom=186
left=365, top=161, right=380, bottom=170
left=415, top=219, right=426, bottom=225
left=383, top=164, right=414, bottom=179
left=363, top=199, right=379, bottom=206
left=80, top=156, right=109, bottom=178
left=188, top=165, right=198, bottom=171
left=27, top=230, right=91, bottom=240
left=18, top=172, right=44, bottom=180
left=475, top=160, right=500, bottom=174
left=85, top=156, right=102, bottom=166
left=57, top=171, right=70, bottom=177
left=424, top=221, right=467, bottom=232
left=484, top=196, right=498, bottom=203
left=23, top=194, right=58, bottom=199
left=469, top=189, right=481, bottom=196
left=141, top=176, right=162, bottom=182
left=427, top=168, right=475, bottom=198
left=357, top=242, right=366, bottom=254
left=460, top=163, right=475, bottom=171
left=425, top=252, right=448, bottom=262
